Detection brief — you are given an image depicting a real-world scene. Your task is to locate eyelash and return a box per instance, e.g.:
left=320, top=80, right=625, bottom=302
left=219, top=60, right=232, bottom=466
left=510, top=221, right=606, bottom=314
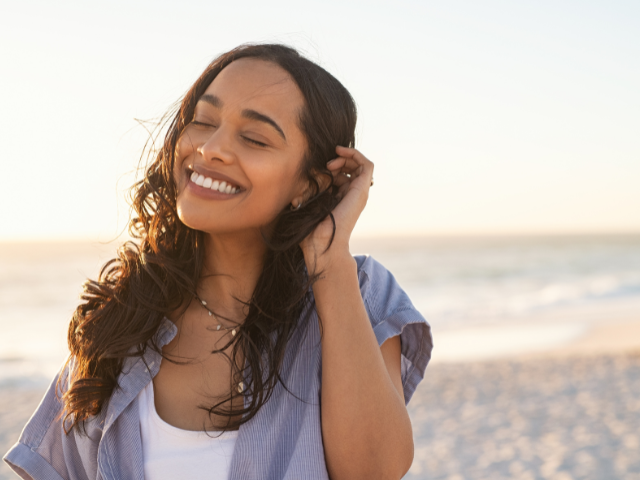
left=191, top=120, right=268, bottom=148
left=242, top=137, right=268, bottom=148
left=191, top=120, right=214, bottom=128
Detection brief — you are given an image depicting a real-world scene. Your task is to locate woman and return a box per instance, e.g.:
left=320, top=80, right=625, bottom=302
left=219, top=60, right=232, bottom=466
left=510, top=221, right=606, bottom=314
left=4, top=44, right=432, bottom=480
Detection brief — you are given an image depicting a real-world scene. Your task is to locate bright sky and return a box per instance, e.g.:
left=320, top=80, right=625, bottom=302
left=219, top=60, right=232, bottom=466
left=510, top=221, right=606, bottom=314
left=1, top=0, right=638, bottom=240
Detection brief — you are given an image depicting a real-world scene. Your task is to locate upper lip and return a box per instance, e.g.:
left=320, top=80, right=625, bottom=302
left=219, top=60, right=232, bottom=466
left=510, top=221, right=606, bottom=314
left=188, top=165, right=245, bottom=190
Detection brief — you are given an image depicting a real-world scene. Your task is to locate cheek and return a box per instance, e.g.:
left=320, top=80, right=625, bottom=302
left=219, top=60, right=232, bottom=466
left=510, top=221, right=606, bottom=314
left=177, top=131, right=196, bottom=156
left=243, top=183, right=290, bottom=223
left=176, top=136, right=192, bottom=165
left=173, top=137, right=193, bottom=183
left=248, top=160, right=302, bottom=205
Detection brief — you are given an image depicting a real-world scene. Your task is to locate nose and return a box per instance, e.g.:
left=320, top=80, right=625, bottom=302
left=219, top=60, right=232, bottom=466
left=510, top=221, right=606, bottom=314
left=196, top=125, right=236, bottom=165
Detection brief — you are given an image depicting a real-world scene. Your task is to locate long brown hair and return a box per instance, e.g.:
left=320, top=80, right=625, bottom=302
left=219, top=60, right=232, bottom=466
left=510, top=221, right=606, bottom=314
left=60, top=44, right=357, bottom=433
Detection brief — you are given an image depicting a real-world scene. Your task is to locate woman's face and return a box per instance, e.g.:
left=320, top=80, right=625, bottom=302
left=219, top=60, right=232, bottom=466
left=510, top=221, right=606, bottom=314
left=173, top=58, right=309, bottom=236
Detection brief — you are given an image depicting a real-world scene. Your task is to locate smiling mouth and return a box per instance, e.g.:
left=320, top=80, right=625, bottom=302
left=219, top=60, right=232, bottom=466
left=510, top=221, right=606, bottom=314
left=187, top=169, right=242, bottom=195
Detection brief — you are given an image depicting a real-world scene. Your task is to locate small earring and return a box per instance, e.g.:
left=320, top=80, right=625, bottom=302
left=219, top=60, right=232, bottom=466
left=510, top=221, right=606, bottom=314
left=290, top=201, right=302, bottom=211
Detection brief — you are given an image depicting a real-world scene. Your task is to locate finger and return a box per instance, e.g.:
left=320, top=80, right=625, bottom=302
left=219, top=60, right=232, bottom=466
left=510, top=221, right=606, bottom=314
left=334, top=148, right=374, bottom=184
left=335, top=146, right=372, bottom=166
left=330, top=163, right=371, bottom=191
left=327, top=156, right=360, bottom=172
left=335, top=161, right=371, bottom=182
left=332, top=147, right=375, bottom=196
left=329, top=166, right=352, bottom=179
left=332, top=173, right=351, bottom=187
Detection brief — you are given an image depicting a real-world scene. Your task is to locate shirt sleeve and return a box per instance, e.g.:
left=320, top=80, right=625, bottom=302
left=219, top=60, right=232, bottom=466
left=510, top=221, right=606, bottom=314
left=3, top=364, right=70, bottom=480
left=354, top=254, right=433, bottom=405
left=3, top=359, right=103, bottom=480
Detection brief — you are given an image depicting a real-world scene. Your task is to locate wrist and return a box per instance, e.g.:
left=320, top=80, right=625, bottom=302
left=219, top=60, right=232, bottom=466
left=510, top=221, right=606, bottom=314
left=304, top=247, right=355, bottom=277
left=309, top=254, right=359, bottom=303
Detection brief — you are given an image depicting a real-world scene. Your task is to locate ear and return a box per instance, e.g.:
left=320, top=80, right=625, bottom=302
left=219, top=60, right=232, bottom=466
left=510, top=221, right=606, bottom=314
left=290, top=170, right=332, bottom=209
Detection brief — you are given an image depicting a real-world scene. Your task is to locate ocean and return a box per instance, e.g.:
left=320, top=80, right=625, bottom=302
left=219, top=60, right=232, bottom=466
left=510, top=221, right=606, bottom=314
left=1, top=234, right=639, bottom=389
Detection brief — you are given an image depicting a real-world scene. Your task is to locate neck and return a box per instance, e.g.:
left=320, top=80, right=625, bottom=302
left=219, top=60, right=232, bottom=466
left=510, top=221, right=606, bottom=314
left=197, top=229, right=267, bottom=319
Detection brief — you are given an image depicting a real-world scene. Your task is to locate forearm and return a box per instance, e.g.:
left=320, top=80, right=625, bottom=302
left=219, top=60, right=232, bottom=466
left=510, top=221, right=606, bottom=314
left=311, top=253, right=413, bottom=480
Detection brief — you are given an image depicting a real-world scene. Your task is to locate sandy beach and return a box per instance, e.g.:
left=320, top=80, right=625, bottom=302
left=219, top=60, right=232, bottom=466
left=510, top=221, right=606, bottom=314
left=2, top=307, right=640, bottom=479
left=405, top=352, right=640, bottom=480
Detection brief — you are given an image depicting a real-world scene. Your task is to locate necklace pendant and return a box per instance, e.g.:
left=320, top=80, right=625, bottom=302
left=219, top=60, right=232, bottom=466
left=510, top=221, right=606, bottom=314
left=232, top=329, right=236, bottom=336
left=217, top=324, right=221, bottom=331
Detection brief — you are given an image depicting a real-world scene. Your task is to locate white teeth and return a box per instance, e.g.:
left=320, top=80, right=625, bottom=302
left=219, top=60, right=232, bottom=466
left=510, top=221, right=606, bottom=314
left=190, top=172, right=240, bottom=194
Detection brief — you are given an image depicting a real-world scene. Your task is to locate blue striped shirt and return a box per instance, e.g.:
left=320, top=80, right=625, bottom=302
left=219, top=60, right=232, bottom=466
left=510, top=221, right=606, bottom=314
left=4, top=255, right=433, bottom=479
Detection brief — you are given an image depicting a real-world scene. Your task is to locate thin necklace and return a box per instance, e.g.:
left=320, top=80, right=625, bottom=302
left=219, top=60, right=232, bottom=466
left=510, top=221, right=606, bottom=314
left=193, top=293, right=244, bottom=393
left=193, top=293, right=237, bottom=337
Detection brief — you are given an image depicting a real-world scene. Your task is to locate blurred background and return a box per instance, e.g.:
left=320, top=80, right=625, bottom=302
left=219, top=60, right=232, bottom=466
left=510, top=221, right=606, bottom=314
left=1, top=1, right=639, bottom=479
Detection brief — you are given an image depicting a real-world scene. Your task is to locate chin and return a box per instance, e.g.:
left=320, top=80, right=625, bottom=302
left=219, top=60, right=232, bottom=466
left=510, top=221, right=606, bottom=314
left=176, top=206, right=269, bottom=238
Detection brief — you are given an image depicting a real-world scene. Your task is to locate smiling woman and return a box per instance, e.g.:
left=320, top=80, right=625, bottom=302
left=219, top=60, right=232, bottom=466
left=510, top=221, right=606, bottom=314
left=3, top=44, right=433, bottom=480
left=175, top=59, right=311, bottom=235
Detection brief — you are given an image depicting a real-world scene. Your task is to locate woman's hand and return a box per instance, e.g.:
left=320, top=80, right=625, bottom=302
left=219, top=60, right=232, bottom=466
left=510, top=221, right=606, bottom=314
left=299, top=145, right=374, bottom=267
left=302, top=148, right=414, bottom=479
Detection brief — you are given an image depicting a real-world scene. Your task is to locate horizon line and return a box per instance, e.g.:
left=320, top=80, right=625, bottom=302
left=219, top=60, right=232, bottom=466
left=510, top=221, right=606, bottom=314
left=2, top=229, right=640, bottom=244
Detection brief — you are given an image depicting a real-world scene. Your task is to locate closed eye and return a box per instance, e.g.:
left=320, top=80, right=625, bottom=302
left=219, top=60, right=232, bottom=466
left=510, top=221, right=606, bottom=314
left=191, top=120, right=268, bottom=147
left=191, top=120, right=215, bottom=128
left=242, top=136, right=268, bottom=148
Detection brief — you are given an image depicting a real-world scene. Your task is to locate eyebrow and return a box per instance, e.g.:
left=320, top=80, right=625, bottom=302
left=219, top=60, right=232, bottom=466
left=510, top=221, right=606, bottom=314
left=199, top=94, right=223, bottom=109
left=198, top=93, right=287, bottom=142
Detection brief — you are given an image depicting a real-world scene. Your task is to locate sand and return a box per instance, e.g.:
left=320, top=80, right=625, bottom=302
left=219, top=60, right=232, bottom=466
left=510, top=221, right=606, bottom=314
left=400, top=301, right=640, bottom=479
left=405, top=353, right=640, bottom=480
left=2, top=316, right=640, bottom=480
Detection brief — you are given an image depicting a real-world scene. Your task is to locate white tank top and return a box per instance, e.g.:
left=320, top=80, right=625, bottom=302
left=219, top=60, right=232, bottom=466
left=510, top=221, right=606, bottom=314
left=138, top=380, right=238, bottom=480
